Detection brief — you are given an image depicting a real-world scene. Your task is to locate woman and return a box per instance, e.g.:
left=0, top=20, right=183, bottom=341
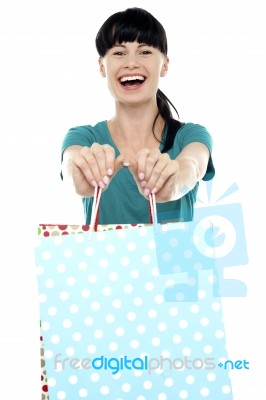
left=61, top=7, right=215, bottom=224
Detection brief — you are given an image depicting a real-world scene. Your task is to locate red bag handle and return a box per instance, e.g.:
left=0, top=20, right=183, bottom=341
left=90, top=187, right=157, bottom=232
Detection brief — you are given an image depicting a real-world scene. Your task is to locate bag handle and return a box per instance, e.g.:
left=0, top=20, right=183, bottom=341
left=89, top=187, right=157, bottom=234
left=149, top=190, right=157, bottom=225
left=90, top=187, right=102, bottom=232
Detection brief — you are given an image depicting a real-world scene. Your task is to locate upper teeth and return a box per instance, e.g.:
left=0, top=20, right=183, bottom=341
left=120, top=76, right=145, bottom=82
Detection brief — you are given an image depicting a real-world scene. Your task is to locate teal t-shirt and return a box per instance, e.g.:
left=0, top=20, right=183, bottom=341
left=61, top=121, right=215, bottom=224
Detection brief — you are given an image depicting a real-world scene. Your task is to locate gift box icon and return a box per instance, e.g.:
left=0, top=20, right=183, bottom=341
left=155, top=182, right=248, bottom=301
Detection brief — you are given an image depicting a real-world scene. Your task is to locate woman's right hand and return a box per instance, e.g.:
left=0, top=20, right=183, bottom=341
left=62, top=143, right=125, bottom=196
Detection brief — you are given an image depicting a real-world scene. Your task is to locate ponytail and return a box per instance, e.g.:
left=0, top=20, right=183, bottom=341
left=153, top=89, right=184, bottom=152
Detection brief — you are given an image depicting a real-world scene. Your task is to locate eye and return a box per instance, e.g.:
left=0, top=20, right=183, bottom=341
left=141, top=50, right=152, bottom=55
left=113, top=51, right=125, bottom=57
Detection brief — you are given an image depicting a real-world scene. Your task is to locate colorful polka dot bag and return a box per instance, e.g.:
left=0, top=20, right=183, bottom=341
left=35, top=194, right=232, bottom=400
left=38, top=222, right=144, bottom=400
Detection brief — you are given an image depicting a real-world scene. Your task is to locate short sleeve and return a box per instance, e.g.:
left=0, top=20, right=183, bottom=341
left=61, top=126, right=96, bottom=161
left=177, top=123, right=215, bottom=181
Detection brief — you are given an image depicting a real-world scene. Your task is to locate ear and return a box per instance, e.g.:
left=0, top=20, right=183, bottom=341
left=160, top=56, right=169, bottom=77
left=98, top=57, right=106, bottom=77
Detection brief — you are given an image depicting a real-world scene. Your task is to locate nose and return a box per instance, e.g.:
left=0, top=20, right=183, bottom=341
left=124, top=53, right=139, bottom=69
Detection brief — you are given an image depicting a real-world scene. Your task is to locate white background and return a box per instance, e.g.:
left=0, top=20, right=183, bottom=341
left=0, top=0, right=265, bottom=398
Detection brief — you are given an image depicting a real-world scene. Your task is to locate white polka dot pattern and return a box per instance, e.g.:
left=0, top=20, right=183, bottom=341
left=36, top=225, right=232, bottom=399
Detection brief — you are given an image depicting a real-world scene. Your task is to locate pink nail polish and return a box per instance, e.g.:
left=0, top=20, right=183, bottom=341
left=98, top=181, right=105, bottom=189
left=103, top=176, right=110, bottom=185
left=151, top=188, right=158, bottom=194
left=140, top=181, right=147, bottom=188
left=139, top=172, right=145, bottom=180
left=107, top=168, right=113, bottom=176
left=91, top=180, right=97, bottom=187
left=144, top=188, right=150, bottom=196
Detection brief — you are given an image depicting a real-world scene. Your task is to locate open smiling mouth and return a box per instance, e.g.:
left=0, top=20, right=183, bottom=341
left=119, top=75, right=146, bottom=87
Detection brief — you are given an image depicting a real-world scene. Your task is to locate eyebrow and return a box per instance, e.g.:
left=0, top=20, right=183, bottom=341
left=112, top=43, right=151, bottom=49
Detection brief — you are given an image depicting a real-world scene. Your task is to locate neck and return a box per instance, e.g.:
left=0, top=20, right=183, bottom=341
left=109, top=101, right=164, bottom=144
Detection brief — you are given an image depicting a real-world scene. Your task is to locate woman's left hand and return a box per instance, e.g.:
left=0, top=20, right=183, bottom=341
left=128, top=148, right=186, bottom=202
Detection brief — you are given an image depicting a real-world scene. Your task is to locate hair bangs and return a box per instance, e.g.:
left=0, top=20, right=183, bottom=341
left=96, top=8, right=168, bottom=57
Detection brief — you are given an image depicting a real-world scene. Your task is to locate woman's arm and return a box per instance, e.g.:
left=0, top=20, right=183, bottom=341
left=128, top=142, right=210, bottom=202
left=173, top=141, right=210, bottom=196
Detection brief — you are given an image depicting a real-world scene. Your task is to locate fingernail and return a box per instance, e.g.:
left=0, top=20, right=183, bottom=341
left=103, top=176, right=110, bottom=185
left=144, top=188, right=150, bottom=196
left=151, top=188, right=158, bottom=194
left=140, top=180, right=147, bottom=188
left=91, top=180, right=97, bottom=187
left=98, top=181, right=105, bottom=189
left=139, top=172, right=145, bottom=180
left=107, top=168, right=113, bottom=176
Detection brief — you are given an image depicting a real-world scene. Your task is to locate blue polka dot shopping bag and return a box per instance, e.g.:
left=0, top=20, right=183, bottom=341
left=35, top=194, right=233, bottom=400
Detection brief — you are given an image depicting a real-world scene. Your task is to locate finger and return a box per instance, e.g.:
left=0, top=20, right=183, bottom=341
left=135, top=148, right=150, bottom=181
left=127, top=160, right=147, bottom=192
left=80, top=147, right=104, bottom=188
left=139, top=148, right=161, bottom=183
left=72, top=150, right=98, bottom=188
left=144, top=155, right=170, bottom=192
left=102, top=144, right=116, bottom=177
left=89, top=143, right=110, bottom=187
left=150, top=160, right=179, bottom=194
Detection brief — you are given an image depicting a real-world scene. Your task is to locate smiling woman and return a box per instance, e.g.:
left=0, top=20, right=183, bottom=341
left=61, top=7, right=215, bottom=224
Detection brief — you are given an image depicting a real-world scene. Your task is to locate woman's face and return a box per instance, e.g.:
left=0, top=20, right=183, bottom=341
left=99, top=41, right=169, bottom=106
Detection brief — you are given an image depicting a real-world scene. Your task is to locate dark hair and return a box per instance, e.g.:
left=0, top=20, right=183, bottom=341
left=95, top=7, right=183, bottom=152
